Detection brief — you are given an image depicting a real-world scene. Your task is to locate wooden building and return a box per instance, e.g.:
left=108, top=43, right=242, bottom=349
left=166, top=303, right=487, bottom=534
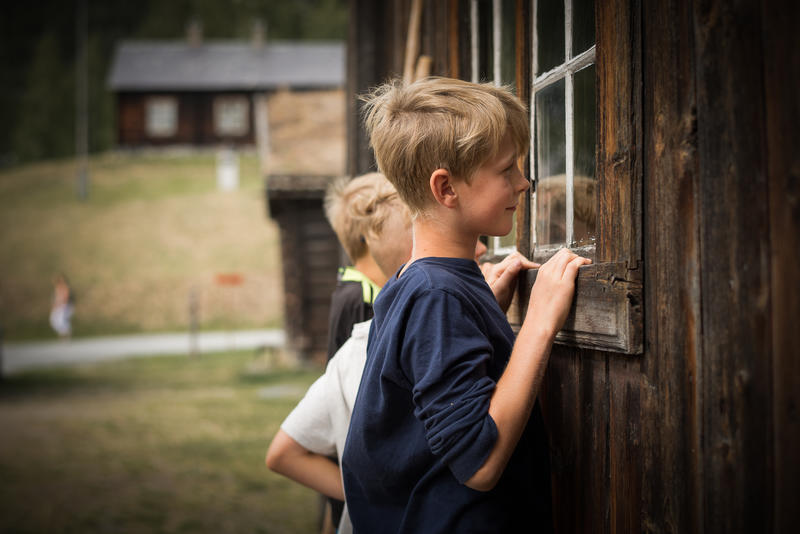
left=267, top=174, right=341, bottom=362
left=108, top=38, right=344, bottom=147
left=347, top=0, right=799, bottom=532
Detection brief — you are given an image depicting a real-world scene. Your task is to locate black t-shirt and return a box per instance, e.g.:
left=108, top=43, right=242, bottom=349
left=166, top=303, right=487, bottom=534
left=326, top=267, right=379, bottom=361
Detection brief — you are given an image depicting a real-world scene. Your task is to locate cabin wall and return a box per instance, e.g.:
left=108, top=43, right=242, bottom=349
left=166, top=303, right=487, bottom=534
left=268, top=183, right=340, bottom=363
left=116, top=91, right=256, bottom=147
left=346, top=0, right=799, bottom=531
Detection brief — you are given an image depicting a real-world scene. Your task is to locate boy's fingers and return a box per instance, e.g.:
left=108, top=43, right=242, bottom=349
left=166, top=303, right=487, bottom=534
left=549, top=247, right=578, bottom=274
left=494, top=260, right=520, bottom=287
left=562, top=256, right=592, bottom=281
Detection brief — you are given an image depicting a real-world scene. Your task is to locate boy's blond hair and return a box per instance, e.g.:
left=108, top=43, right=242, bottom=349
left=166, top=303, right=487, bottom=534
left=361, top=77, right=530, bottom=215
left=324, top=172, right=407, bottom=263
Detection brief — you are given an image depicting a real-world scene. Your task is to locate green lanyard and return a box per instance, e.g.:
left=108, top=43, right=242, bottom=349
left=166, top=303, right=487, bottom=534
left=339, top=266, right=381, bottom=304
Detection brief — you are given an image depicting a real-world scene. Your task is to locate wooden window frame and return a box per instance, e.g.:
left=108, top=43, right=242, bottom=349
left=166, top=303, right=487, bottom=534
left=516, top=0, right=643, bottom=354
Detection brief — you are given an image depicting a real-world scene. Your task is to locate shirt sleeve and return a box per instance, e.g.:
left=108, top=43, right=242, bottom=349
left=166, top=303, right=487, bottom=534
left=280, top=371, right=337, bottom=457
left=402, top=289, right=499, bottom=484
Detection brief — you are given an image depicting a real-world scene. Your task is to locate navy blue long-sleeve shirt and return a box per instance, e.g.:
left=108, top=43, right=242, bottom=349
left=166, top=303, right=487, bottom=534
left=342, top=257, right=552, bottom=534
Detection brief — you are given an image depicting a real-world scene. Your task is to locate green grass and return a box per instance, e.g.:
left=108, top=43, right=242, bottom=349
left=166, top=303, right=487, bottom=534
left=0, top=151, right=283, bottom=340
left=0, top=350, right=324, bottom=534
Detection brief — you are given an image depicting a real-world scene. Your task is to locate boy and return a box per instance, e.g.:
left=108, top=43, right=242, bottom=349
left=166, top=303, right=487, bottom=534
left=341, top=77, right=591, bottom=533
left=267, top=173, right=411, bottom=534
left=324, top=172, right=412, bottom=361
left=320, top=172, right=413, bottom=530
left=266, top=238, right=524, bottom=534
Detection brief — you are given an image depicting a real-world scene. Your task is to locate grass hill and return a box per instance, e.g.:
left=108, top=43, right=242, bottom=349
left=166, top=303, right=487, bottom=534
left=0, top=151, right=283, bottom=340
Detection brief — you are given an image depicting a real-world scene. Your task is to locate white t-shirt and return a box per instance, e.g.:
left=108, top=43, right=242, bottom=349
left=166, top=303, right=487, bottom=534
left=280, top=319, right=370, bottom=534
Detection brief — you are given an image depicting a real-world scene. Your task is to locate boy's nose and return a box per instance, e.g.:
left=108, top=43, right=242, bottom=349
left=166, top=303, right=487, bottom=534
left=514, top=167, right=530, bottom=193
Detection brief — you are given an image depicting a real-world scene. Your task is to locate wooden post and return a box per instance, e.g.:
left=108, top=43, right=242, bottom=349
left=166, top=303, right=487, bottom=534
left=403, top=0, right=424, bottom=84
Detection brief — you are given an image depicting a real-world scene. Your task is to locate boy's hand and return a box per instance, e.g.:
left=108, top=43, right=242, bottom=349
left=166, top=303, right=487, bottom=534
left=526, top=248, right=592, bottom=337
left=481, top=252, right=540, bottom=313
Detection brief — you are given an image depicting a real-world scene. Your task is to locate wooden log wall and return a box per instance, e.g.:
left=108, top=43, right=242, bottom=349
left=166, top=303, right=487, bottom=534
left=345, top=0, right=800, bottom=531
left=116, top=92, right=256, bottom=147
left=267, top=176, right=340, bottom=362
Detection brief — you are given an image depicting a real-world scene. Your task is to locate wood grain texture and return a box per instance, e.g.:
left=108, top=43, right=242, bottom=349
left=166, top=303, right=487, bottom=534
left=641, top=0, right=703, bottom=531
left=693, top=0, right=773, bottom=531
left=761, top=1, right=800, bottom=530
left=522, top=262, right=643, bottom=353
left=595, top=0, right=643, bottom=265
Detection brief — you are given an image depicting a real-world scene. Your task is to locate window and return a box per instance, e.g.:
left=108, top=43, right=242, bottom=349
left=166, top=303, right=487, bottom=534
left=145, top=97, right=178, bottom=138
left=519, top=0, right=643, bottom=354
left=214, top=96, right=250, bottom=137
left=464, top=0, right=643, bottom=354
left=531, top=0, right=596, bottom=262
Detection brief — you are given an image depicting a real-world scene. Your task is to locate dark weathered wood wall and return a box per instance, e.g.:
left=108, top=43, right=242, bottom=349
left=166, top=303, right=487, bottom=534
left=346, top=0, right=799, bottom=531
left=116, top=92, right=256, bottom=147
left=268, top=176, right=340, bottom=362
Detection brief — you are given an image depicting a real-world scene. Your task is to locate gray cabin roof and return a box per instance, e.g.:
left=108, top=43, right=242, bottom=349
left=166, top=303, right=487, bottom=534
left=108, top=40, right=344, bottom=91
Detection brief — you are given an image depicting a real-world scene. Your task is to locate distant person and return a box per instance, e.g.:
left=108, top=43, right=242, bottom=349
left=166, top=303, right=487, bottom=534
left=341, top=77, right=591, bottom=533
left=266, top=237, right=503, bottom=534
left=49, top=273, right=74, bottom=339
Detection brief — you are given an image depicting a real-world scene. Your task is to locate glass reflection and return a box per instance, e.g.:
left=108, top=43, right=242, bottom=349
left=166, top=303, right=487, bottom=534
left=573, top=64, right=596, bottom=245
left=536, top=0, right=564, bottom=74
left=535, top=79, right=567, bottom=245
left=572, top=0, right=595, bottom=55
left=500, top=0, right=517, bottom=86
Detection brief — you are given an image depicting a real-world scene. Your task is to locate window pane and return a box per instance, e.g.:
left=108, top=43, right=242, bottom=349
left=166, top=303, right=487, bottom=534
left=214, top=96, right=250, bottom=137
left=573, top=64, right=597, bottom=246
left=145, top=97, right=177, bottom=137
left=500, top=0, right=516, bottom=86
left=572, top=0, right=595, bottom=55
left=535, top=79, right=567, bottom=245
left=536, top=0, right=564, bottom=75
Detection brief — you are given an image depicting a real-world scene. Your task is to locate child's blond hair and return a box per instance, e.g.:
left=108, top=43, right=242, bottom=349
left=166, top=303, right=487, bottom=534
left=361, top=77, right=530, bottom=215
left=324, top=172, right=407, bottom=263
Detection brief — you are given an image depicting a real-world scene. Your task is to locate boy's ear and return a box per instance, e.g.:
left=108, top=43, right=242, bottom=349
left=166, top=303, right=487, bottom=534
left=430, top=168, right=458, bottom=208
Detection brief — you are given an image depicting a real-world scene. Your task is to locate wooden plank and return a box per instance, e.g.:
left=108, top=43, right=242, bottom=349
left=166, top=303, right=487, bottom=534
left=540, top=347, right=611, bottom=533
left=761, top=0, right=800, bottom=531
left=595, top=0, right=642, bottom=265
left=640, top=0, right=703, bottom=531
left=608, top=357, right=641, bottom=533
left=347, top=0, right=389, bottom=176
left=693, top=0, right=773, bottom=531
left=579, top=349, right=610, bottom=533
left=521, top=262, right=643, bottom=353
left=539, top=348, right=583, bottom=533
left=514, top=0, right=532, bottom=267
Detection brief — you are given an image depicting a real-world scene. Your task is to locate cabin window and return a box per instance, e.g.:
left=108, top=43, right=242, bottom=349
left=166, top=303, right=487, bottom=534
left=145, top=97, right=178, bottom=138
left=531, top=0, right=596, bottom=262
left=213, top=96, right=250, bottom=137
left=465, top=0, right=643, bottom=353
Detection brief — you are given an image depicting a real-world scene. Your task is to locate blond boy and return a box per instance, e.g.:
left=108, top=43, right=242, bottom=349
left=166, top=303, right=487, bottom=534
left=341, top=77, right=590, bottom=533
left=323, top=173, right=413, bottom=360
